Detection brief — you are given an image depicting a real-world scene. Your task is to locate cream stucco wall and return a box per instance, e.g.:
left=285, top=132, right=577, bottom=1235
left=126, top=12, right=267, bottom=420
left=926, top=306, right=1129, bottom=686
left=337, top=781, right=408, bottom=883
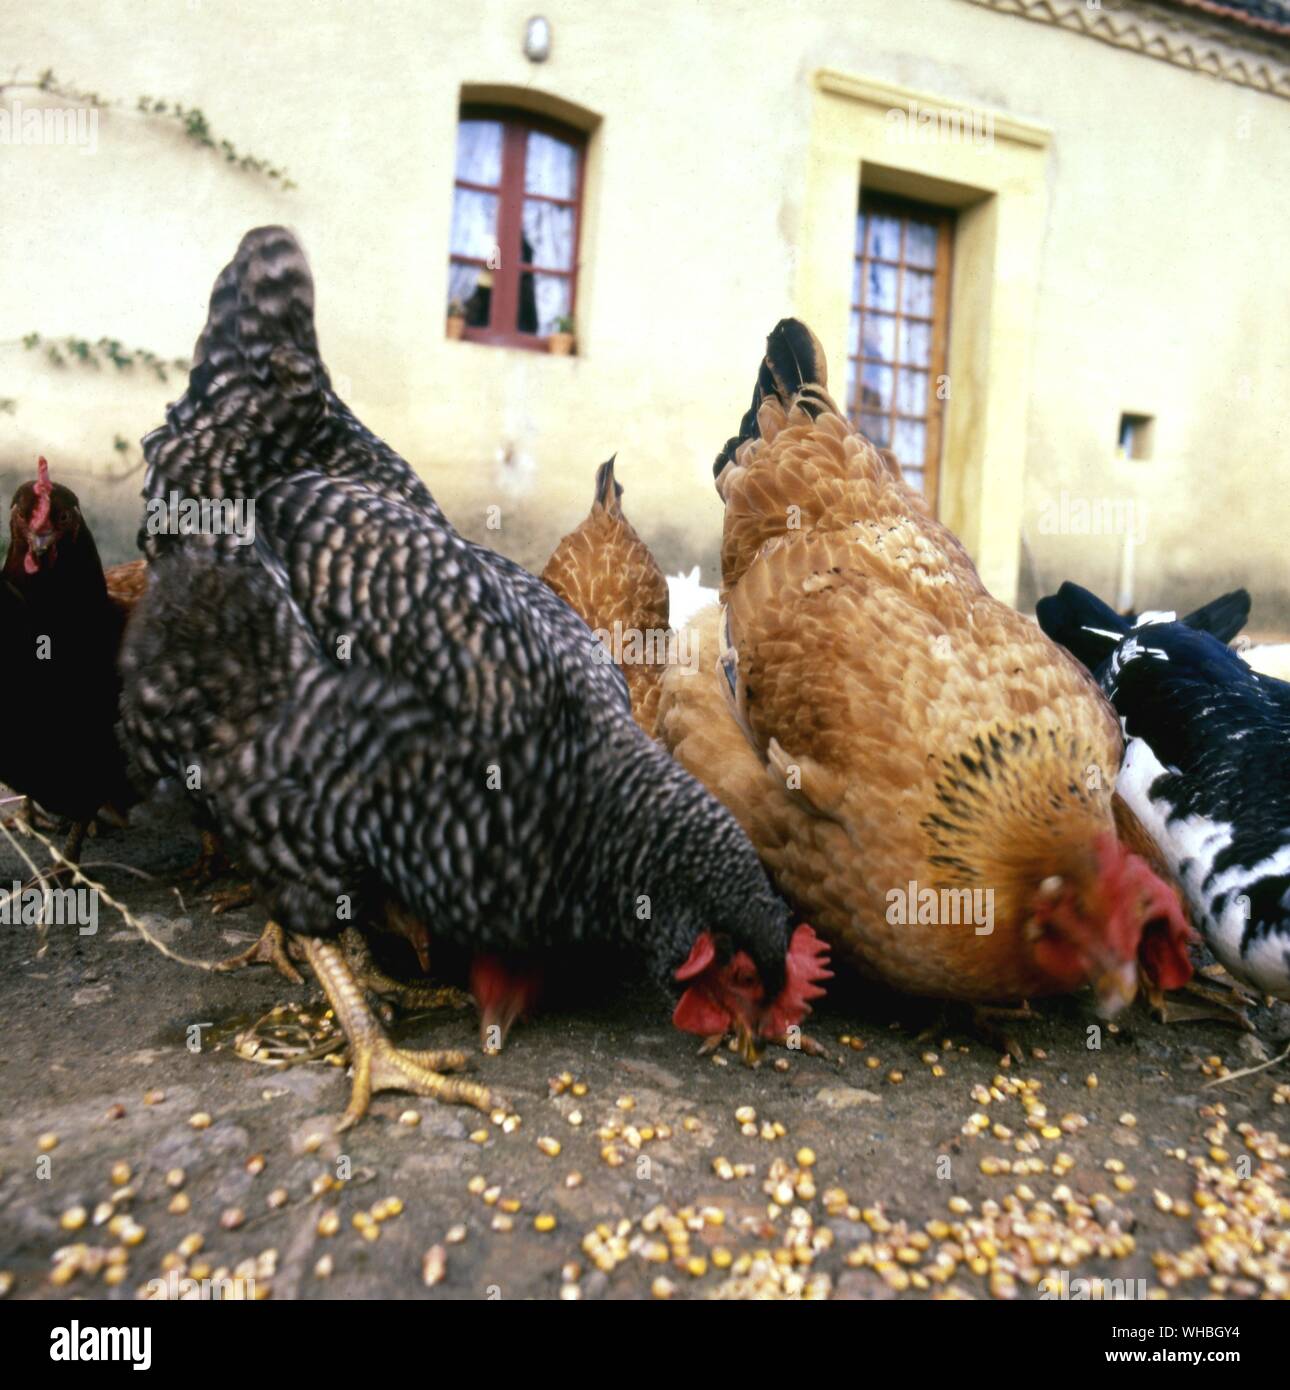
left=2, top=0, right=1287, bottom=616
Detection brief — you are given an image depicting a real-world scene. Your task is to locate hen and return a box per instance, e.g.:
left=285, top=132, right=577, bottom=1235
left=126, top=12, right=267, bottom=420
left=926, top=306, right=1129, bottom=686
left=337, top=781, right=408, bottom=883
left=658, top=319, right=1192, bottom=1014
left=121, top=228, right=829, bottom=1127
left=1038, top=581, right=1290, bottom=1005
left=1, top=458, right=136, bottom=864
left=542, top=457, right=671, bottom=736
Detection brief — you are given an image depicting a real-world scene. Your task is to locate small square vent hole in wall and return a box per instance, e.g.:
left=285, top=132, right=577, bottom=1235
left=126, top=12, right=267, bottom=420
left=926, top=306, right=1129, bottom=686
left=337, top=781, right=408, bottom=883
left=1118, top=412, right=1154, bottom=460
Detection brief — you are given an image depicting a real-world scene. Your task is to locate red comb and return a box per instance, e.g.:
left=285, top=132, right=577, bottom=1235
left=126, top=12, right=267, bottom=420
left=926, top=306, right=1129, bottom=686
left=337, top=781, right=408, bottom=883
left=1125, top=854, right=1194, bottom=992
left=1096, top=834, right=1194, bottom=991
left=29, top=456, right=53, bottom=534
left=761, top=924, right=832, bottom=1037
left=673, top=933, right=717, bottom=982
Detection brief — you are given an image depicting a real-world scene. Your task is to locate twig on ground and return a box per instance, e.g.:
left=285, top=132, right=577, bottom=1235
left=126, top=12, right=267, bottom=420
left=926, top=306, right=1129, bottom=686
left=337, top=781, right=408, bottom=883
left=0, top=815, right=217, bottom=971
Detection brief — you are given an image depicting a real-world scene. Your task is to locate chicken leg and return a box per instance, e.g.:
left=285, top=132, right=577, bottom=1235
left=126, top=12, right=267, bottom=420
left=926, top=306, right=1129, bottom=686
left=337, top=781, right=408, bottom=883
left=214, top=920, right=303, bottom=985
left=300, top=936, right=492, bottom=1130
left=340, top=929, right=472, bottom=1012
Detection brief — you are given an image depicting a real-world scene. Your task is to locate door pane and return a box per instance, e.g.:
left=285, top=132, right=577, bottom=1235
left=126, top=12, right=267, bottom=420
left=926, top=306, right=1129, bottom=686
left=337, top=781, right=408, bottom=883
left=866, top=263, right=898, bottom=311
left=861, top=413, right=891, bottom=447
left=905, top=221, right=938, bottom=269
left=860, top=363, right=894, bottom=413
left=866, top=215, right=901, bottom=260
left=902, top=270, right=934, bottom=317
left=899, top=319, right=931, bottom=367
left=893, top=417, right=927, bottom=469
left=863, top=313, right=896, bottom=361
left=897, top=369, right=930, bottom=416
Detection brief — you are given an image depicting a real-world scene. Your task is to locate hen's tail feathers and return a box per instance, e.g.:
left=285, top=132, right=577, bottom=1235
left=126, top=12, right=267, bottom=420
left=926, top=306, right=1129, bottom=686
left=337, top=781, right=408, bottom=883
left=593, top=455, right=623, bottom=514
left=713, top=319, right=834, bottom=479
left=1035, top=581, right=1131, bottom=674
left=1179, top=588, right=1251, bottom=645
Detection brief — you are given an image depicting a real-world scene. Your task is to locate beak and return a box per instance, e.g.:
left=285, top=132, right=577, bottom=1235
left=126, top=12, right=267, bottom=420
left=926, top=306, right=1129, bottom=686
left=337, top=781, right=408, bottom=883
left=1093, top=959, right=1139, bottom=1017
left=27, top=530, right=53, bottom=559
left=734, top=1018, right=764, bottom=1067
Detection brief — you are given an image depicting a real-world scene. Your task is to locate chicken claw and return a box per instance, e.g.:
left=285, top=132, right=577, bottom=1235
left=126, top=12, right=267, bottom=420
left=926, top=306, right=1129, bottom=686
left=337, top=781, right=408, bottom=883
left=214, top=920, right=304, bottom=985
left=210, top=883, right=257, bottom=915
left=300, top=936, right=492, bottom=1130
left=697, top=1029, right=829, bottom=1063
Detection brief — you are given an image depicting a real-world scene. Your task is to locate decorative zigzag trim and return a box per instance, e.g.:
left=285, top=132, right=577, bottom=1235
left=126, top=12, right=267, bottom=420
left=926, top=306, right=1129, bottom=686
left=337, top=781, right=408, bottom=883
left=962, top=0, right=1290, bottom=101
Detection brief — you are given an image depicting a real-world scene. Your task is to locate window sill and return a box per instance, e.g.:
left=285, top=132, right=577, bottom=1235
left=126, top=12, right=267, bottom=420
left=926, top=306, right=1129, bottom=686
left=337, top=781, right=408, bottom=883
left=446, top=327, right=578, bottom=358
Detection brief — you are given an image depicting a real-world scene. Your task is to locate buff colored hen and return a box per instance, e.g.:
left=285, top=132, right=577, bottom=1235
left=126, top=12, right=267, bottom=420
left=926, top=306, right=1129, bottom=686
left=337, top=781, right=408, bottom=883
left=658, top=320, right=1192, bottom=1010
left=542, top=457, right=671, bottom=737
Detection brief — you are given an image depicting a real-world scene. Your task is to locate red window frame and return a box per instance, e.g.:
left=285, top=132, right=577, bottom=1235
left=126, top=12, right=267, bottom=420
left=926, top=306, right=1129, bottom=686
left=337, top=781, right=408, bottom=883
left=449, top=104, right=586, bottom=351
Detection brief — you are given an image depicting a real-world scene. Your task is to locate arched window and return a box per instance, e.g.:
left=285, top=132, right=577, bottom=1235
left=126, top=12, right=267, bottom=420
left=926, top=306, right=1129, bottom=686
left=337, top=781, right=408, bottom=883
left=448, top=106, right=586, bottom=349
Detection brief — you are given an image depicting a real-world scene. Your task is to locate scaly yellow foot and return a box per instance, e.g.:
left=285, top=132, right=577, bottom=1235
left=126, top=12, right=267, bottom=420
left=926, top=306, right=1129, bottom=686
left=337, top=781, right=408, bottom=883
left=300, top=936, right=492, bottom=1130
left=214, top=920, right=304, bottom=985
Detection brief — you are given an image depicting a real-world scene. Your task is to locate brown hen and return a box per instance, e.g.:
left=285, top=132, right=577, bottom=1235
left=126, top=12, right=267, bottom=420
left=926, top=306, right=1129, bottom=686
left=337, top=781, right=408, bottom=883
left=658, top=320, right=1192, bottom=1011
left=542, top=457, right=670, bottom=737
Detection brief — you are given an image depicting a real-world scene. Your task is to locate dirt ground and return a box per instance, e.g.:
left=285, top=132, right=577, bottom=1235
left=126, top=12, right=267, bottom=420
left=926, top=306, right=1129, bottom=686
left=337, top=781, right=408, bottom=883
left=0, top=802, right=1285, bottom=1303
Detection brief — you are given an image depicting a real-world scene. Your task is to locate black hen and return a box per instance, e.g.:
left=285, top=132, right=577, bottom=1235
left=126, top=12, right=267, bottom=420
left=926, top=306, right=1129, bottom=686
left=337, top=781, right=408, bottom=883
left=121, top=227, right=828, bottom=1127
left=1037, top=581, right=1290, bottom=1002
left=1, top=458, right=135, bottom=864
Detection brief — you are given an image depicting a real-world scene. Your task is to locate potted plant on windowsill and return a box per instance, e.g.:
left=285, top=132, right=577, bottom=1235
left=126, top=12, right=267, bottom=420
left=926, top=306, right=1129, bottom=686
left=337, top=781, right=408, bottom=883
left=547, top=315, right=575, bottom=356
left=446, top=299, right=467, bottom=340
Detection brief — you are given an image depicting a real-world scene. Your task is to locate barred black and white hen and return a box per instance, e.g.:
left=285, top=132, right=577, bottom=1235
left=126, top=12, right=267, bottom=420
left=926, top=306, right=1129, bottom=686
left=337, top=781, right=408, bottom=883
left=1037, top=581, right=1290, bottom=1004
left=121, top=227, right=829, bottom=1127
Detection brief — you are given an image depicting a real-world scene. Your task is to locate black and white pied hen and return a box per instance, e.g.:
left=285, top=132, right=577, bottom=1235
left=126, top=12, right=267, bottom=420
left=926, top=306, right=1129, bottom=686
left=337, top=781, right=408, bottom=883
left=121, top=227, right=828, bottom=1127
left=1037, top=582, right=1290, bottom=1007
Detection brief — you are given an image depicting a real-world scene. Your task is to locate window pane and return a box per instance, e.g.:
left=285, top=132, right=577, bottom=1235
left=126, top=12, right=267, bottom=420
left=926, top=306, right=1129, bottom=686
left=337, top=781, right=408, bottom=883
left=902, top=463, right=926, bottom=494
left=848, top=311, right=860, bottom=358
left=906, top=221, right=938, bottom=269
left=893, top=417, right=927, bottom=469
left=525, top=131, right=578, bottom=199
left=866, top=214, right=901, bottom=260
left=521, top=199, right=575, bottom=271
left=860, top=413, right=890, bottom=447
left=449, top=262, right=492, bottom=327
left=860, top=363, right=894, bottom=413
left=897, top=369, right=930, bottom=415
left=455, top=120, right=503, bottom=186
left=902, top=270, right=934, bottom=317
left=866, top=263, right=897, bottom=311
left=900, top=319, right=931, bottom=367
left=854, top=213, right=867, bottom=254
left=845, top=357, right=857, bottom=413
left=862, top=313, right=896, bottom=361
left=517, top=272, right=571, bottom=336
left=450, top=187, right=498, bottom=259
